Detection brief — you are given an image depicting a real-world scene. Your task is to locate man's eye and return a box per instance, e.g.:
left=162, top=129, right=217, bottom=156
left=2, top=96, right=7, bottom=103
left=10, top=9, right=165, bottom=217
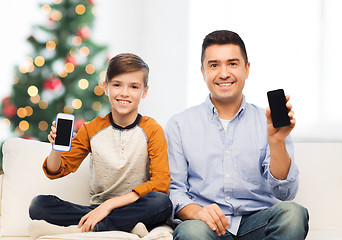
left=210, top=64, right=218, bottom=68
left=113, top=84, right=120, bottom=87
left=229, top=62, right=237, bottom=66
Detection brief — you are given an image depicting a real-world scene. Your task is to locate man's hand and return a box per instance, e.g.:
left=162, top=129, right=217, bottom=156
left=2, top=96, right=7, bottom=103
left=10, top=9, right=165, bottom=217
left=266, top=95, right=296, bottom=180
left=78, top=200, right=112, bottom=232
left=194, top=204, right=229, bottom=236
left=266, top=95, right=296, bottom=144
left=178, top=203, right=229, bottom=236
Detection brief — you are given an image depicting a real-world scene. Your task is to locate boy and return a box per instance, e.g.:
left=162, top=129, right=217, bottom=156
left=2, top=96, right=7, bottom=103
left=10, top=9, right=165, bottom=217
left=29, top=53, right=172, bottom=237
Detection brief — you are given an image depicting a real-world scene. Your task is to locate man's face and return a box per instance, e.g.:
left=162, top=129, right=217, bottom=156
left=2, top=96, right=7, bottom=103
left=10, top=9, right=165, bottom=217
left=201, top=44, right=250, bottom=106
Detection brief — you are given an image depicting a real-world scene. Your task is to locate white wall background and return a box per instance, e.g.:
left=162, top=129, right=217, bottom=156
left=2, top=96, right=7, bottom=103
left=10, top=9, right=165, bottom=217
left=1, top=0, right=342, bottom=142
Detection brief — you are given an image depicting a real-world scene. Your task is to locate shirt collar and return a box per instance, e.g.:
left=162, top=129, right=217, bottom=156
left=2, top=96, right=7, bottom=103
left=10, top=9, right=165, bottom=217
left=205, top=94, right=246, bottom=120
left=109, top=113, right=142, bottom=130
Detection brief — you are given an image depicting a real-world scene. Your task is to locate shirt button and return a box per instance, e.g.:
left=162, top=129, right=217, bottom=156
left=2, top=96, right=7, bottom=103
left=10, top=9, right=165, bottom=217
left=236, top=212, right=240, bottom=215
left=226, top=196, right=230, bottom=201
left=226, top=174, right=230, bottom=178
left=219, top=126, right=222, bottom=130
left=225, top=150, right=229, bottom=154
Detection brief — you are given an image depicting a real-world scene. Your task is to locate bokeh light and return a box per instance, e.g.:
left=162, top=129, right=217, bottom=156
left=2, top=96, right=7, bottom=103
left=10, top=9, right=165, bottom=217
left=85, top=64, right=95, bottom=74
left=19, top=120, right=29, bottom=131
left=75, top=4, right=86, bottom=15
left=72, top=99, right=82, bottom=109
left=28, top=86, right=39, bottom=97
left=38, top=121, right=49, bottom=131
left=35, top=56, right=45, bottom=67
left=78, top=79, right=89, bottom=90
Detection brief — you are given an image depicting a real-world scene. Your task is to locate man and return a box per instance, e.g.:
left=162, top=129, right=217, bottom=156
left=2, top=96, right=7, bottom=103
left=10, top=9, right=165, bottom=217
left=165, top=30, right=309, bottom=239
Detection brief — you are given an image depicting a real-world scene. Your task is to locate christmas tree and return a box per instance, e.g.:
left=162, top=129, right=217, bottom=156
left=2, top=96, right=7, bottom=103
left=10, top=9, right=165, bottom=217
left=0, top=0, right=109, bottom=170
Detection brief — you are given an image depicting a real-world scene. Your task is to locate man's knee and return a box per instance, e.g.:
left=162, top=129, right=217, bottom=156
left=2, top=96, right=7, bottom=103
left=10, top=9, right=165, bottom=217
left=275, top=201, right=309, bottom=224
left=173, top=220, right=217, bottom=240
left=272, top=201, right=309, bottom=237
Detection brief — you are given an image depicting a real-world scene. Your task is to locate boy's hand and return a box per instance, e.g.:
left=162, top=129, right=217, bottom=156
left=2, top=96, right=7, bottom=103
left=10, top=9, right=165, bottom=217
left=266, top=95, right=296, bottom=144
left=48, top=121, right=77, bottom=146
left=77, top=192, right=139, bottom=232
left=48, top=121, right=57, bottom=145
left=78, top=200, right=112, bottom=232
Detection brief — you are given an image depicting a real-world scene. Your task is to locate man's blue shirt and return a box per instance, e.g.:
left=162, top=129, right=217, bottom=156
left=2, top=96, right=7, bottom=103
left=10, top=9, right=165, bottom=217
left=165, top=95, right=299, bottom=235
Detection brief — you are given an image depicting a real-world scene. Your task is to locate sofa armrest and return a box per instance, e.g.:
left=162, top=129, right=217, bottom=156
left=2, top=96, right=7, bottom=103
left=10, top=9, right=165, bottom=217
left=0, top=174, right=3, bottom=228
left=0, top=138, right=90, bottom=237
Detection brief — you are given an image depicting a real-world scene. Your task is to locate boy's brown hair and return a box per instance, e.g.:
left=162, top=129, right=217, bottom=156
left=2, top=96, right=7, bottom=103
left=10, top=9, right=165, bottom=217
left=105, top=53, right=149, bottom=87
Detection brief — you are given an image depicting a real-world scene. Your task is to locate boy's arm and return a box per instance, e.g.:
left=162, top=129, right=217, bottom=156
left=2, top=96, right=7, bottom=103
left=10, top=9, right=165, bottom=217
left=78, top=192, right=139, bottom=232
left=43, top=122, right=91, bottom=179
left=132, top=121, right=170, bottom=196
left=46, top=150, right=63, bottom=174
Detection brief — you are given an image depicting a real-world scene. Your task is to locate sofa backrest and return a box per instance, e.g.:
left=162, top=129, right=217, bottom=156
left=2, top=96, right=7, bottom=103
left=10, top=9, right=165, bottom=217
left=1, top=138, right=342, bottom=236
left=293, top=142, right=342, bottom=232
left=0, top=138, right=90, bottom=237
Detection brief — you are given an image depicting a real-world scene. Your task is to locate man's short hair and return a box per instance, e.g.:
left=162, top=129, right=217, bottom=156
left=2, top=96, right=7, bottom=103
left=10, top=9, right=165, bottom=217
left=106, top=53, right=149, bottom=87
left=201, top=30, right=248, bottom=66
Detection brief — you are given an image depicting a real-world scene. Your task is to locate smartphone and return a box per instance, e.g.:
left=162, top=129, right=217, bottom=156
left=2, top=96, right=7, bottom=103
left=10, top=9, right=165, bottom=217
left=267, top=89, right=291, bottom=128
left=52, top=113, right=75, bottom=152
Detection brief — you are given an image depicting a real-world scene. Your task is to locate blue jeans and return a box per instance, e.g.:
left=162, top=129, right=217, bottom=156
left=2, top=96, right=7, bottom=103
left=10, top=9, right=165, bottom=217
left=29, top=191, right=172, bottom=232
left=173, top=201, right=309, bottom=240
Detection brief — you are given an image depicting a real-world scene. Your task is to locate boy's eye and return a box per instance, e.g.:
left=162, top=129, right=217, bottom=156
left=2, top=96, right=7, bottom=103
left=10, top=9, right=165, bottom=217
left=131, top=85, right=139, bottom=89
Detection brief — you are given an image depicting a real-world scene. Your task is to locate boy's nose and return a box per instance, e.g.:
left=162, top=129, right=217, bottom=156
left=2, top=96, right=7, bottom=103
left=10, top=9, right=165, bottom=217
left=121, top=87, right=129, bottom=96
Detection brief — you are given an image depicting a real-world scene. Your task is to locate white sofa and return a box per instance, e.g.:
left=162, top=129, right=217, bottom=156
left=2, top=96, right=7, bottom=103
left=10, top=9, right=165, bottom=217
left=0, top=138, right=173, bottom=240
left=0, top=138, right=342, bottom=239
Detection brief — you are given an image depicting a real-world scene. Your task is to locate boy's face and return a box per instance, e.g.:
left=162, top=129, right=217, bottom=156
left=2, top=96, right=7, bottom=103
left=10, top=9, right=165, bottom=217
left=104, top=70, right=148, bottom=122
left=201, top=44, right=250, bottom=107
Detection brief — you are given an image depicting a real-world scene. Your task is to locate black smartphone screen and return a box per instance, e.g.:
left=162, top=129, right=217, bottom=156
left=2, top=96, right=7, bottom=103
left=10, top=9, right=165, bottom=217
left=267, top=89, right=291, bottom=128
left=55, top=119, right=73, bottom=146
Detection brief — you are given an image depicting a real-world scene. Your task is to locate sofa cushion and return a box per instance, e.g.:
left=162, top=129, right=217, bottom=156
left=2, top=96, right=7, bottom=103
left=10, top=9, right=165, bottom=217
left=293, top=142, right=342, bottom=232
left=0, top=138, right=90, bottom=237
left=37, top=225, right=173, bottom=239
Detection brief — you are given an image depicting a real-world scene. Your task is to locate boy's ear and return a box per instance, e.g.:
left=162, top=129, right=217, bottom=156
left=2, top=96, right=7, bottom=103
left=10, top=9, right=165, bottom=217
left=142, top=86, right=149, bottom=99
left=103, top=81, right=108, bottom=96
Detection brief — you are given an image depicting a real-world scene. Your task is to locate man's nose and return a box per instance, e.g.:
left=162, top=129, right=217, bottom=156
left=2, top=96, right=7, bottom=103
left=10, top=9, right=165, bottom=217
left=219, top=66, right=231, bottom=79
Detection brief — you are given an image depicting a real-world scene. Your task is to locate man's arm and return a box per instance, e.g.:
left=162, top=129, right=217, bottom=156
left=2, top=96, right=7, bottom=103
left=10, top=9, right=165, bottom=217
left=266, top=95, right=295, bottom=180
left=165, top=118, right=229, bottom=237
left=177, top=203, right=229, bottom=237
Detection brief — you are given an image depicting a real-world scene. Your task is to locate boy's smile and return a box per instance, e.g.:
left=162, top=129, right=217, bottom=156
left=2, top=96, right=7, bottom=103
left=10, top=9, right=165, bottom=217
left=117, top=99, right=131, bottom=105
left=104, top=70, right=148, bottom=127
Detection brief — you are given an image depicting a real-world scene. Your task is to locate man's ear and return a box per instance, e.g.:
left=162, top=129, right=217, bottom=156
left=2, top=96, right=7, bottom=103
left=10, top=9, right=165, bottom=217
left=201, top=66, right=205, bottom=81
left=142, top=85, right=149, bottom=99
left=245, top=62, right=250, bottom=79
left=103, top=81, right=108, bottom=96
